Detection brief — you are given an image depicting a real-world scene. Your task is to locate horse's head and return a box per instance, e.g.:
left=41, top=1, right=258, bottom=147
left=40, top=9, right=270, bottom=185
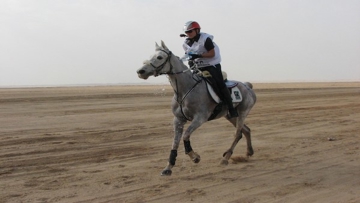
left=137, top=41, right=173, bottom=79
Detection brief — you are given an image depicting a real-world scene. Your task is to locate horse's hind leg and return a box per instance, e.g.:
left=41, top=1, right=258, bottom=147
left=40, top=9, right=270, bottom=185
left=221, top=126, right=243, bottom=165
left=227, top=120, right=253, bottom=157
left=242, top=124, right=254, bottom=157
left=222, top=111, right=250, bottom=165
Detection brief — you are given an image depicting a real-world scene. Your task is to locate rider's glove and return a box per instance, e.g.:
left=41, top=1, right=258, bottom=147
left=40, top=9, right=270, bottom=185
left=188, top=61, right=194, bottom=68
left=188, top=54, right=202, bottom=60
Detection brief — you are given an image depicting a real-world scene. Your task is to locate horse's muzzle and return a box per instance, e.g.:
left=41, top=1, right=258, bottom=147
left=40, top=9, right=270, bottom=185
left=136, top=68, right=150, bottom=79
left=137, top=69, right=145, bottom=75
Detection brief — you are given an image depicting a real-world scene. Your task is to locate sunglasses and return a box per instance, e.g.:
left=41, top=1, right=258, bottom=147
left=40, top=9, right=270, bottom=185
left=185, top=30, right=193, bottom=34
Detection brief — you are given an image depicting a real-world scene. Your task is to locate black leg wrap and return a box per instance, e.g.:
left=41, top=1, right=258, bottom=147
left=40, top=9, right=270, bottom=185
left=184, top=140, right=193, bottom=154
left=169, top=150, right=177, bottom=166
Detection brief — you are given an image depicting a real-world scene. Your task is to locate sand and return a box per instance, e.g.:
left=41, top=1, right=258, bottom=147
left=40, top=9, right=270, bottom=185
left=0, top=82, right=359, bottom=203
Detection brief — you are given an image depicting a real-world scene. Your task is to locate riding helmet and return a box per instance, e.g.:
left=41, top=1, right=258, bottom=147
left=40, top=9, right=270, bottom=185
left=183, top=21, right=201, bottom=32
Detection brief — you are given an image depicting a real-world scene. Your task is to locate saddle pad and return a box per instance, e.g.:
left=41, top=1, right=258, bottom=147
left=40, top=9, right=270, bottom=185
left=225, top=80, right=238, bottom=88
left=206, top=82, right=242, bottom=104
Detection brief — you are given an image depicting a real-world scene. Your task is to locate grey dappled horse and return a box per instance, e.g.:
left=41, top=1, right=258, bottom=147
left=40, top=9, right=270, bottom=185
left=136, top=41, right=257, bottom=176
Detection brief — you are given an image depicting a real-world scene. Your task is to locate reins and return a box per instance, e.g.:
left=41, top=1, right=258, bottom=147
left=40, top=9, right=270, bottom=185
left=150, top=49, right=203, bottom=121
left=172, top=74, right=203, bottom=121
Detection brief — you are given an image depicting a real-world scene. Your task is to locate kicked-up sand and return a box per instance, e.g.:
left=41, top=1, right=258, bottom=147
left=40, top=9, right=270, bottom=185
left=0, top=82, right=359, bottom=203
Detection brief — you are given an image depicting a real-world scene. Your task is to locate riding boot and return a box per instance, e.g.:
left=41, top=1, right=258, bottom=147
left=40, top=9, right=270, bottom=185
left=221, top=87, right=239, bottom=118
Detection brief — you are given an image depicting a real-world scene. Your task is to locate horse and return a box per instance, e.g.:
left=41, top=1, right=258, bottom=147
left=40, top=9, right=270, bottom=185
left=136, top=41, right=257, bottom=176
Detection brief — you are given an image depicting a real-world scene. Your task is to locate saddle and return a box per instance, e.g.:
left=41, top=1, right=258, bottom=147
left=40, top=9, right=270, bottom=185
left=200, top=70, right=242, bottom=105
left=198, top=70, right=243, bottom=121
left=206, top=80, right=242, bottom=104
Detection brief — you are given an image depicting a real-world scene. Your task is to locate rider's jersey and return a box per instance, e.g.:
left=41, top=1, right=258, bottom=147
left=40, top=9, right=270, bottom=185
left=182, top=32, right=221, bottom=68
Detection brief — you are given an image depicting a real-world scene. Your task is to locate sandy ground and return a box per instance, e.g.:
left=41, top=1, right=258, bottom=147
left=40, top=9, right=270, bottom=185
left=0, top=82, right=359, bottom=203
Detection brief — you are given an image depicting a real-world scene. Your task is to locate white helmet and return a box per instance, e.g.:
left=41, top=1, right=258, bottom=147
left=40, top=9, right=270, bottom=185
left=183, top=21, right=201, bottom=32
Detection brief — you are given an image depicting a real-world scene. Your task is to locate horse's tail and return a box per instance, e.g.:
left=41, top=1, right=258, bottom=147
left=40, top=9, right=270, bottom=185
left=244, top=82, right=253, bottom=89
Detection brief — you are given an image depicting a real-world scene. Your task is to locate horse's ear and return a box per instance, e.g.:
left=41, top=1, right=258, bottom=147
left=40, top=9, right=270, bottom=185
left=155, top=42, right=161, bottom=50
left=161, top=40, right=168, bottom=50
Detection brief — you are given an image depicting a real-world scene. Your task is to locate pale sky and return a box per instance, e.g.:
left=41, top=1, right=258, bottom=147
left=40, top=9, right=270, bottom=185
left=1, top=0, right=360, bottom=86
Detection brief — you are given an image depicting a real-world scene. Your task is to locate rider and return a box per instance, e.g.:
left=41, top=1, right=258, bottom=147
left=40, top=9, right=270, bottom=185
left=182, top=21, right=238, bottom=118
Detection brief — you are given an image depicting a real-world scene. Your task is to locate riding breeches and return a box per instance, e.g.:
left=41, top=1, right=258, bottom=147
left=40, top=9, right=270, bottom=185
left=199, top=64, right=226, bottom=90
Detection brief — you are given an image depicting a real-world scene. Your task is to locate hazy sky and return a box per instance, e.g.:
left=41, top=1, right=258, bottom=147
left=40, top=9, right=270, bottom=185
left=1, top=0, right=360, bottom=86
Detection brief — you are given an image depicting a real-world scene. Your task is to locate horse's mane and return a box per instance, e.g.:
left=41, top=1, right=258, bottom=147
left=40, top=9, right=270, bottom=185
left=175, top=55, right=190, bottom=69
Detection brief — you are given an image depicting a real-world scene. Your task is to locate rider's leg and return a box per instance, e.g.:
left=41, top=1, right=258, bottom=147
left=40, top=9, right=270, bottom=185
left=220, top=86, right=239, bottom=118
left=208, top=65, right=239, bottom=118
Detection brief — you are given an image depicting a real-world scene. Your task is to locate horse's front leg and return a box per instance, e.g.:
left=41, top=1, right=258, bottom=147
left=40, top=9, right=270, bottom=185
left=184, top=141, right=201, bottom=163
left=182, top=119, right=205, bottom=164
left=161, top=117, right=186, bottom=176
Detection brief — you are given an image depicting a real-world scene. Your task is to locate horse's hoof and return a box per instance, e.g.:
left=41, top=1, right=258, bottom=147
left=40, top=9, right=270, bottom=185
left=220, top=159, right=229, bottom=166
left=161, top=169, right=172, bottom=176
left=247, top=147, right=254, bottom=157
left=193, top=157, right=200, bottom=163
left=189, top=152, right=200, bottom=164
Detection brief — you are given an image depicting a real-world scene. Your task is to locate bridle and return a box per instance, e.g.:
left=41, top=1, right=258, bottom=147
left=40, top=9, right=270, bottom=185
left=148, top=49, right=202, bottom=121
left=150, top=49, right=191, bottom=76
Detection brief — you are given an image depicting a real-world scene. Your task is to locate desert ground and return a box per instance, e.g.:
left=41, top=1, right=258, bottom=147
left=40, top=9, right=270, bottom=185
left=0, top=82, right=359, bottom=203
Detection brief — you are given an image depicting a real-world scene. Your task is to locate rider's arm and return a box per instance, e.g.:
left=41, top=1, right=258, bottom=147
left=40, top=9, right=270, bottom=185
left=201, top=37, right=215, bottom=58
left=201, top=48, right=215, bottom=58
